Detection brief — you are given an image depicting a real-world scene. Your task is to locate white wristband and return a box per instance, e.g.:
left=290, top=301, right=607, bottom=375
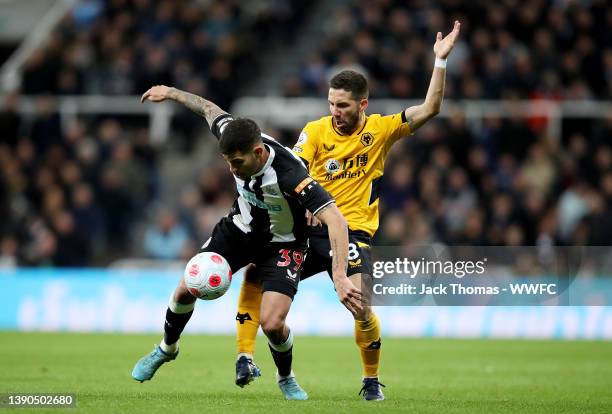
left=434, top=57, right=447, bottom=69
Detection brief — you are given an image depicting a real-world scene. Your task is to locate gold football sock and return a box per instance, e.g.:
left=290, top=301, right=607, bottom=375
left=355, top=312, right=382, bottom=378
left=236, top=277, right=263, bottom=355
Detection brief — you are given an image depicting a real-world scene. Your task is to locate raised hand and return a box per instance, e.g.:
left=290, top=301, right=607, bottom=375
left=140, top=85, right=172, bottom=103
left=433, top=20, right=461, bottom=59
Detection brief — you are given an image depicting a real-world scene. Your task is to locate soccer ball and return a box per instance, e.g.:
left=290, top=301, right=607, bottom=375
left=183, top=252, right=232, bottom=300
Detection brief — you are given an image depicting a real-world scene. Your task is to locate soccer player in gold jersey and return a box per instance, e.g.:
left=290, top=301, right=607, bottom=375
left=234, top=21, right=461, bottom=400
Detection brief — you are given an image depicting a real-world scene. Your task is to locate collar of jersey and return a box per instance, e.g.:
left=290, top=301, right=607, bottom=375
left=250, top=144, right=275, bottom=178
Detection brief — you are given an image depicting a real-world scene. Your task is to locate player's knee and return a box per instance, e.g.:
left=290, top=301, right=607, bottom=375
left=175, top=279, right=197, bottom=304
left=260, top=314, right=285, bottom=337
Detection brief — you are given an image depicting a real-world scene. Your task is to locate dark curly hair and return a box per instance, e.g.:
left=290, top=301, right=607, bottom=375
left=218, top=118, right=262, bottom=154
left=330, top=70, right=369, bottom=100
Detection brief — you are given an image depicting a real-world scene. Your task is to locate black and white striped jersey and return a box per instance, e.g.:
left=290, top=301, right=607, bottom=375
left=211, top=114, right=334, bottom=243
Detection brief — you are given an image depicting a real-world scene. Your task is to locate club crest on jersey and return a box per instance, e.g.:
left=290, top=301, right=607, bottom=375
left=360, top=132, right=374, bottom=147
left=296, top=131, right=308, bottom=146
left=325, top=159, right=341, bottom=174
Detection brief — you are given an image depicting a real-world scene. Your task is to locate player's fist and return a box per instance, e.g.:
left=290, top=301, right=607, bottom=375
left=141, top=85, right=172, bottom=103
left=334, top=276, right=363, bottom=315
left=433, top=20, right=461, bottom=59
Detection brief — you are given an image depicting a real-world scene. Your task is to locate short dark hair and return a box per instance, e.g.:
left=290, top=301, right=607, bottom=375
left=219, top=118, right=262, bottom=154
left=330, top=70, right=369, bottom=100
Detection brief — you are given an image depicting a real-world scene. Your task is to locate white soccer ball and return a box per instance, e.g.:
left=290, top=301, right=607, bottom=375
left=183, top=252, right=232, bottom=300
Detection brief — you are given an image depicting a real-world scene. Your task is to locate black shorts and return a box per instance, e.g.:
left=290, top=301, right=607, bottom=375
left=301, top=226, right=373, bottom=281
left=200, top=217, right=306, bottom=299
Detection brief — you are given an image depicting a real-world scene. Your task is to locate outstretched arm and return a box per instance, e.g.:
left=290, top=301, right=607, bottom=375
left=141, top=85, right=228, bottom=127
left=315, top=203, right=363, bottom=314
left=403, top=20, right=461, bottom=132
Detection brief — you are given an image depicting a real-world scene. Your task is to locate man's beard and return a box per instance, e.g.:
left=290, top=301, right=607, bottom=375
left=337, top=112, right=360, bottom=134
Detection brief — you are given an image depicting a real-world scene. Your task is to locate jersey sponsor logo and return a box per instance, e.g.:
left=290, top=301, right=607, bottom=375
left=325, top=169, right=366, bottom=181
left=342, top=153, right=369, bottom=169
left=323, top=143, right=336, bottom=152
left=325, top=159, right=341, bottom=174
left=360, top=132, right=375, bottom=147
left=294, top=177, right=314, bottom=194
left=324, top=154, right=369, bottom=181
left=263, top=186, right=279, bottom=196
left=238, top=186, right=282, bottom=211
left=296, top=131, right=308, bottom=146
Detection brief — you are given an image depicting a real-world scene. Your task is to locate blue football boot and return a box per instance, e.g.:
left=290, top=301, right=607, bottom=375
left=131, top=345, right=178, bottom=382
left=277, top=372, right=308, bottom=400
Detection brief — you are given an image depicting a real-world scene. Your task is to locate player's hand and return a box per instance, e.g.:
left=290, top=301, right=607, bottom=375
left=141, top=85, right=172, bottom=103
left=334, top=276, right=363, bottom=315
left=306, top=210, right=322, bottom=227
left=433, top=20, right=461, bottom=59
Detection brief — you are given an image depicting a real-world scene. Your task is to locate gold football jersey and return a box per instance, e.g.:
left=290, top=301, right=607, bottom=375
left=293, top=113, right=412, bottom=236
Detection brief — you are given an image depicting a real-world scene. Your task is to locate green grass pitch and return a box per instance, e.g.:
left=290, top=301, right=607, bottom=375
left=0, top=332, right=611, bottom=413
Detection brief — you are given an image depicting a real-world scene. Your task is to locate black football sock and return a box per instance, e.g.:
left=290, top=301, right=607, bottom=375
left=163, top=307, right=193, bottom=348
left=269, top=329, right=294, bottom=378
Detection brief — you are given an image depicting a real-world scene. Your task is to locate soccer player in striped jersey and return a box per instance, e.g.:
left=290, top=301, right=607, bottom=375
left=132, top=85, right=361, bottom=400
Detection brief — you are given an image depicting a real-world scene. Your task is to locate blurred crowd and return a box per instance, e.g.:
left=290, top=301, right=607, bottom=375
left=21, top=0, right=310, bottom=109
left=284, top=0, right=612, bottom=100
left=0, top=0, right=311, bottom=267
left=1, top=0, right=611, bottom=268
left=374, top=115, right=612, bottom=247
left=0, top=93, right=162, bottom=266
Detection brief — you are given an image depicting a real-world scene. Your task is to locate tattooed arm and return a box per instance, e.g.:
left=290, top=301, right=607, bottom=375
left=140, top=85, right=228, bottom=127
left=315, top=203, right=362, bottom=314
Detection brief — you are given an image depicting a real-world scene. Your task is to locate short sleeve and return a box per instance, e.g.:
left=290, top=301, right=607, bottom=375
left=277, top=164, right=334, bottom=215
left=382, top=112, right=413, bottom=145
left=291, top=122, right=318, bottom=169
